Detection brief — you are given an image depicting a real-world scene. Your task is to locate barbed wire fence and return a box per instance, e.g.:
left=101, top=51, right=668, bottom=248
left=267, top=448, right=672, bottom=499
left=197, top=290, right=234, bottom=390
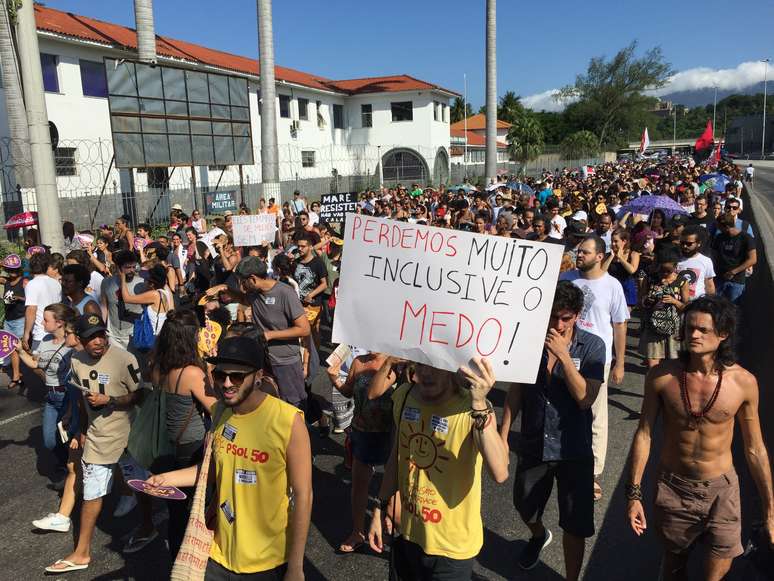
left=1, top=137, right=606, bottom=237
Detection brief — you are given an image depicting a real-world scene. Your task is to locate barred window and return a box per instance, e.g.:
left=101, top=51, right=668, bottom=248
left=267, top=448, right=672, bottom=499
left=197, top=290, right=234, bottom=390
left=301, top=150, right=315, bottom=168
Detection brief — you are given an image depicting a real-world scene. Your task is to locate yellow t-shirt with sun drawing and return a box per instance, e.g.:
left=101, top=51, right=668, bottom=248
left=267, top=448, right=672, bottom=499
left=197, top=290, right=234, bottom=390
left=392, top=384, right=483, bottom=560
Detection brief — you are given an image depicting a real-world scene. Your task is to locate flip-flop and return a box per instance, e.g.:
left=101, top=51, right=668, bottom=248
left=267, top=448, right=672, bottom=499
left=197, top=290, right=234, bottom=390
left=8, top=379, right=23, bottom=390
left=45, top=559, right=89, bottom=573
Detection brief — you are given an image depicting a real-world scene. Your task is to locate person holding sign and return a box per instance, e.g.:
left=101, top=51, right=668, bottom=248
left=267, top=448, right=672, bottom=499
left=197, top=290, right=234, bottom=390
left=367, top=357, right=508, bottom=580
left=500, top=282, right=606, bottom=579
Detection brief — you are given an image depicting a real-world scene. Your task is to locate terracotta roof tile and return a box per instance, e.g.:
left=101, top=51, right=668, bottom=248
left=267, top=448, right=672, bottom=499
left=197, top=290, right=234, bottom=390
left=34, top=4, right=457, bottom=96
left=450, top=128, right=507, bottom=148
left=450, top=113, right=511, bottom=131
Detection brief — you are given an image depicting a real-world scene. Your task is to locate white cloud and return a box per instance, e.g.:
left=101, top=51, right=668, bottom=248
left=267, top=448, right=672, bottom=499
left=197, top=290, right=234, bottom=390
left=522, top=60, right=769, bottom=112
left=521, top=89, right=575, bottom=112
left=649, top=60, right=768, bottom=95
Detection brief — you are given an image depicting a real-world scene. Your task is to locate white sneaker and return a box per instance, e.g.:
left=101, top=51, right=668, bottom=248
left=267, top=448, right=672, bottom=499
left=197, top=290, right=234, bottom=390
left=113, top=495, right=137, bottom=518
left=32, top=512, right=71, bottom=532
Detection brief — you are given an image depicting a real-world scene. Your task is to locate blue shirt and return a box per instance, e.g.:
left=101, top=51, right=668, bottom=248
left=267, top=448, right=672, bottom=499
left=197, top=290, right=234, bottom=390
left=538, top=188, right=552, bottom=206
left=519, top=328, right=606, bottom=462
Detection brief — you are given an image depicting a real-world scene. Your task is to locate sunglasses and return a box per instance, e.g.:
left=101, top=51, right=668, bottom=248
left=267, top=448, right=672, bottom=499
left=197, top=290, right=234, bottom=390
left=212, top=369, right=256, bottom=386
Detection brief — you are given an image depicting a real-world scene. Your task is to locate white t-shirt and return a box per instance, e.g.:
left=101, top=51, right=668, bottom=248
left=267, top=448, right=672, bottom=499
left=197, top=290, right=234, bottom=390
left=308, top=211, right=320, bottom=226
left=560, top=271, right=630, bottom=363
left=88, top=271, right=104, bottom=303
left=677, top=254, right=716, bottom=299
left=549, top=215, right=567, bottom=239
left=24, top=275, right=62, bottom=341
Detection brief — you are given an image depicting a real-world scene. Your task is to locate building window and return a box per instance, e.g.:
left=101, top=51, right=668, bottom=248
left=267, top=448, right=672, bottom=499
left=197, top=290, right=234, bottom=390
left=79, top=60, right=108, bottom=98
left=301, top=150, right=315, bottom=168
left=298, top=98, right=309, bottom=121
left=333, top=104, right=344, bottom=129
left=41, top=53, right=59, bottom=93
left=54, top=147, right=77, bottom=176
left=316, top=100, right=325, bottom=128
left=443, top=104, right=449, bottom=123
left=361, top=104, right=372, bottom=128
left=279, top=94, right=291, bottom=118
left=391, top=101, right=413, bottom=122
left=433, top=101, right=440, bottom=122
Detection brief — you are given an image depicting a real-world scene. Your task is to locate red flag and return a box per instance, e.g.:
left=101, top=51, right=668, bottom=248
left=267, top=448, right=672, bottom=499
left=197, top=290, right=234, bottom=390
left=694, top=120, right=714, bottom=151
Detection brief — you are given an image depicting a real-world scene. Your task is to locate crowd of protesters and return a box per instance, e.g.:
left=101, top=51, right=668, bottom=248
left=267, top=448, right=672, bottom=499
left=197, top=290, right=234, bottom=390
left=0, top=153, right=772, bottom=581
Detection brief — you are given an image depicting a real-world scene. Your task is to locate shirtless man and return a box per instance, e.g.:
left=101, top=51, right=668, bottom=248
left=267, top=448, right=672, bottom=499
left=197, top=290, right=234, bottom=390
left=626, top=295, right=774, bottom=580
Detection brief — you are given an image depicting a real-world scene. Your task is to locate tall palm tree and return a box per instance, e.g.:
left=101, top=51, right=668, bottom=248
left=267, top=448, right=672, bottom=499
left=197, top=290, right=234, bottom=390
left=257, top=0, right=280, bottom=201
left=507, top=113, right=544, bottom=173
left=0, top=0, right=31, bottom=188
left=484, top=0, right=497, bottom=182
left=498, top=91, right=524, bottom=125
left=133, top=0, right=156, bottom=63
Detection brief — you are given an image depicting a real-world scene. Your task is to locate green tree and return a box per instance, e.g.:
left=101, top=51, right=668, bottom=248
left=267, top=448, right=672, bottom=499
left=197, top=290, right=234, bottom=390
left=498, top=91, right=525, bottom=124
left=507, top=112, right=544, bottom=168
left=560, top=130, right=600, bottom=159
left=559, top=41, right=673, bottom=148
left=450, top=97, right=473, bottom=123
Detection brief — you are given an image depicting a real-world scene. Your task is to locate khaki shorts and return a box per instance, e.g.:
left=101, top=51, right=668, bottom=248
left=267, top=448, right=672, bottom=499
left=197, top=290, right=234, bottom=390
left=653, top=470, right=743, bottom=559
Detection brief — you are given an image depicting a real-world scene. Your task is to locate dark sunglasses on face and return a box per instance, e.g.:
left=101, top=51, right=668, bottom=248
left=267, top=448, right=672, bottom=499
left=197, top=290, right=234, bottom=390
left=212, top=369, right=256, bottom=386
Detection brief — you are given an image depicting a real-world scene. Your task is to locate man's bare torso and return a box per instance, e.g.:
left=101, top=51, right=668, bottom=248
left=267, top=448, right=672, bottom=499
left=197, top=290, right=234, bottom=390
left=653, top=360, right=752, bottom=480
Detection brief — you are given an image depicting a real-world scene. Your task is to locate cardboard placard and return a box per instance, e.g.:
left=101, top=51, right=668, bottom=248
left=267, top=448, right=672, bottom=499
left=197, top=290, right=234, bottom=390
left=332, top=215, right=564, bottom=383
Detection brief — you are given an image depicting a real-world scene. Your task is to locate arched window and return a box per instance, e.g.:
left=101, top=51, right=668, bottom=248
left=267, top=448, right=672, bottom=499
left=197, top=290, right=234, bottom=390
left=382, top=148, right=428, bottom=183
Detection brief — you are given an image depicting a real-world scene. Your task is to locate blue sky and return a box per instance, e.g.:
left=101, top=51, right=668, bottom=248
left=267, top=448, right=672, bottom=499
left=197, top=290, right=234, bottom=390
left=45, top=0, right=774, bottom=109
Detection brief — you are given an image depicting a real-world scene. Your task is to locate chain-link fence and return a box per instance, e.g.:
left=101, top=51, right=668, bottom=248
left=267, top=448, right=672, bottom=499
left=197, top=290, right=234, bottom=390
left=449, top=154, right=606, bottom=185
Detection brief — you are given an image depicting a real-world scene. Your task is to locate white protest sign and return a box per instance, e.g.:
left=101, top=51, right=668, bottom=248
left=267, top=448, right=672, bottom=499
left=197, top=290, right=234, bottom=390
left=332, top=214, right=564, bottom=383
left=232, top=214, right=276, bottom=247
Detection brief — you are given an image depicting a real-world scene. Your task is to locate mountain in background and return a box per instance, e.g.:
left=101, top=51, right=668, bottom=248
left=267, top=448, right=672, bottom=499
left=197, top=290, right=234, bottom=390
left=659, top=82, right=768, bottom=108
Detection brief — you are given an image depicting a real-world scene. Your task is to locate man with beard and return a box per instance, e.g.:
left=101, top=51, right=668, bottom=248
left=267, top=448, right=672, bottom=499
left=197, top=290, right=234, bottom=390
left=148, top=336, right=312, bottom=580
left=677, top=225, right=715, bottom=300
left=560, top=235, right=629, bottom=499
left=626, top=296, right=774, bottom=580
left=99, top=250, right=145, bottom=350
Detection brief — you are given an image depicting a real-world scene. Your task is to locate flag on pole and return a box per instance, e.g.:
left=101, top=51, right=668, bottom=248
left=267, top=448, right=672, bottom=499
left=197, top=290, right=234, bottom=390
left=639, top=128, right=650, bottom=154
left=694, top=120, right=714, bottom=151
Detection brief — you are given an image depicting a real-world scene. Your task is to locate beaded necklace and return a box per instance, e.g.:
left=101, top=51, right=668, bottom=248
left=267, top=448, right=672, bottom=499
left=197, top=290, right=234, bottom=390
left=680, top=368, right=723, bottom=430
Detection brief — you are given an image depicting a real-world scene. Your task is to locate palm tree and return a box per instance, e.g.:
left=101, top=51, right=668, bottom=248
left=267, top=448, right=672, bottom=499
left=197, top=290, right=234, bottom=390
left=498, top=91, right=524, bottom=125
left=133, top=0, right=156, bottom=63
left=0, top=0, right=32, bottom=188
left=257, top=0, right=280, bottom=201
left=450, top=97, right=472, bottom=124
left=484, top=0, right=497, bottom=181
left=507, top=113, right=544, bottom=173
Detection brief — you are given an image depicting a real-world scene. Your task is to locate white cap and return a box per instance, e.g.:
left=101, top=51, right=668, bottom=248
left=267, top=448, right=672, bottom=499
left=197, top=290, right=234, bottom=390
left=572, top=210, right=588, bottom=222
left=171, top=203, right=183, bottom=211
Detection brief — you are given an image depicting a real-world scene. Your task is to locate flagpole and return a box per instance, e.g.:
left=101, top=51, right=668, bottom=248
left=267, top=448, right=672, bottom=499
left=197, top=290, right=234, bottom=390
left=463, top=73, right=468, bottom=179
left=712, top=85, right=717, bottom=140
left=762, top=59, right=769, bottom=159
left=672, top=107, right=677, bottom=153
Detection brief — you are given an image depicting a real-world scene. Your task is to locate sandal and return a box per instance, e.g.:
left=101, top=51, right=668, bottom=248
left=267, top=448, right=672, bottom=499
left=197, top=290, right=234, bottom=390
left=45, top=559, right=89, bottom=573
left=336, top=532, right=366, bottom=554
left=594, top=481, right=603, bottom=502
left=8, top=378, right=23, bottom=390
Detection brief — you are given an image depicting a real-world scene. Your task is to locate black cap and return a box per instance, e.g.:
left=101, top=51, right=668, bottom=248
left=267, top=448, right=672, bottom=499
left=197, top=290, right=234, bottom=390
left=75, top=313, right=107, bottom=339
left=235, top=256, right=268, bottom=278
left=206, top=336, right=265, bottom=370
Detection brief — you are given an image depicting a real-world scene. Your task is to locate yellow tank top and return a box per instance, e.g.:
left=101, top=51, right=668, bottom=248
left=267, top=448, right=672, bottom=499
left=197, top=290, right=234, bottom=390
left=391, top=384, right=483, bottom=560
left=209, top=395, right=302, bottom=573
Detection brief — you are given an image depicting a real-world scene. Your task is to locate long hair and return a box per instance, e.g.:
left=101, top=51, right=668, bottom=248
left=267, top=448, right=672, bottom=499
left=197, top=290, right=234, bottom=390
left=150, top=309, right=205, bottom=377
left=679, top=295, right=737, bottom=368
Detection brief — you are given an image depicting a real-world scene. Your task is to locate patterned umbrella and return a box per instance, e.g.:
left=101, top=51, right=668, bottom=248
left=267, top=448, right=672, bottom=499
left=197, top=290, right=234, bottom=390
left=506, top=182, right=535, bottom=195
left=3, top=211, right=38, bottom=230
left=616, top=195, right=688, bottom=219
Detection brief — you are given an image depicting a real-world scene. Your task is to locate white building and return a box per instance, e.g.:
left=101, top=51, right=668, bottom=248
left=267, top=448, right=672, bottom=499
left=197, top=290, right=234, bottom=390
left=0, top=5, right=458, bottom=225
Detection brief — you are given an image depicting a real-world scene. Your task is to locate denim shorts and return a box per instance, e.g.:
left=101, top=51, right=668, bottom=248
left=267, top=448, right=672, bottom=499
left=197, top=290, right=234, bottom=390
left=350, top=428, right=392, bottom=466
left=81, top=461, right=116, bottom=501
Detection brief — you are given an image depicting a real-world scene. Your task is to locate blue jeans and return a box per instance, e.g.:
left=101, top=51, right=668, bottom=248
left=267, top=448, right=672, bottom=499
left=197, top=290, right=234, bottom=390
left=42, top=389, right=67, bottom=452
left=717, top=280, right=746, bottom=305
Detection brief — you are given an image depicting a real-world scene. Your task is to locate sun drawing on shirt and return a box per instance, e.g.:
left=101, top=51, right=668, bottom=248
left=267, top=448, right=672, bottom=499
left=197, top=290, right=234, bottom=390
left=400, top=419, right=451, bottom=474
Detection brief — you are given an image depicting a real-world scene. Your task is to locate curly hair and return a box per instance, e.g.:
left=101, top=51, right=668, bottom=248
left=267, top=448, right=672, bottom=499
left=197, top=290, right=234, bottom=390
left=679, top=295, right=737, bottom=368
left=149, top=309, right=205, bottom=376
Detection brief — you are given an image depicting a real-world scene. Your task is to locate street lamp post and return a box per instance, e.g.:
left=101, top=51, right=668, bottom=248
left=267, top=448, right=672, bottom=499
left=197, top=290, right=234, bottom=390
left=712, top=85, right=717, bottom=140
left=762, top=58, right=769, bottom=159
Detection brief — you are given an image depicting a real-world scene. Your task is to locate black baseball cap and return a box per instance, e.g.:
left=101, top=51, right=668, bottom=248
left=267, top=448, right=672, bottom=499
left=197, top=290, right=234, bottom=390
left=235, top=256, right=268, bottom=279
left=206, top=336, right=265, bottom=370
left=75, top=313, right=107, bottom=339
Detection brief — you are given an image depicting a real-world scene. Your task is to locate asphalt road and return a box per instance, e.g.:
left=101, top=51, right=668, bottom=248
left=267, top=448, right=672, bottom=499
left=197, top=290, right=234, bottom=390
left=1, top=297, right=770, bottom=577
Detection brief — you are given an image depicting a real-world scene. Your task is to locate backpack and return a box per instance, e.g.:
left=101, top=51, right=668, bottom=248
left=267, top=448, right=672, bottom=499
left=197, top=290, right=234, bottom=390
left=132, top=291, right=164, bottom=351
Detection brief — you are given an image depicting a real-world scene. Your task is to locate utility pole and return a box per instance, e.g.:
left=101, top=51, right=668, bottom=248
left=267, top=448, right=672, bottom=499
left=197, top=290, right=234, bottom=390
left=484, top=0, right=497, bottom=183
left=16, top=0, right=64, bottom=252
left=672, top=106, right=677, bottom=153
left=762, top=59, right=769, bottom=159
left=463, top=73, right=468, bottom=179
left=257, top=0, right=280, bottom=205
left=712, top=85, right=717, bottom=140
